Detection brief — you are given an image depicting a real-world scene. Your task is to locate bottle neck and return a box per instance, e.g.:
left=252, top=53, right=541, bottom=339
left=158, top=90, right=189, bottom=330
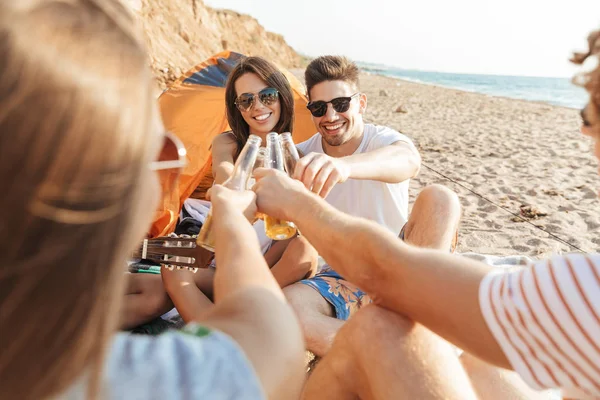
left=266, top=134, right=285, bottom=171
left=226, top=137, right=261, bottom=190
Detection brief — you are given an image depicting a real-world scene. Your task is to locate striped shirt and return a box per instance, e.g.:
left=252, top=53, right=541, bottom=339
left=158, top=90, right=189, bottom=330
left=480, top=253, right=600, bottom=399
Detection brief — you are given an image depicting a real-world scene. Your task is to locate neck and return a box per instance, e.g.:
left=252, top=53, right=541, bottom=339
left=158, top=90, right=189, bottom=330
left=322, top=121, right=365, bottom=158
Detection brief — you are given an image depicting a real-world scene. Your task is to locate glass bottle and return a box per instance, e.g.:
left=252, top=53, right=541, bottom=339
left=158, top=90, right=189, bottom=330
left=280, top=132, right=300, bottom=176
left=196, top=135, right=262, bottom=251
left=263, top=132, right=297, bottom=240
left=247, top=147, right=268, bottom=189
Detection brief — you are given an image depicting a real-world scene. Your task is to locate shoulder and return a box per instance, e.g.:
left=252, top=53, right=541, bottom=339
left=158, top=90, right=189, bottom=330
left=364, top=124, right=416, bottom=149
left=479, top=253, right=600, bottom=393
left=212, top=131, right=238, bottom=156
left=104, top=328, right=264, bottom=398
left=296, top=132, right=321, bottom=153
left=213, top=131, right=236, bottom=146
left=481, top=253, right=600, bottom=293
left=480, top=252, right=600, bottom=338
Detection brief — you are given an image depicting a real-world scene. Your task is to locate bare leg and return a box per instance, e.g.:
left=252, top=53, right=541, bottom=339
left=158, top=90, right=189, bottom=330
left=403, top=184, right=461, bottom=250
left=120, top=268, right=215, bottom=330
left=284, top=283, right=344, bottom=357
left=120, top=273, right=173, bottom=330
left=270, top=235, right=319, bottom=288
left=461, top=353, right=554, bottom=400
left=304, top=305, right=477, bottom=400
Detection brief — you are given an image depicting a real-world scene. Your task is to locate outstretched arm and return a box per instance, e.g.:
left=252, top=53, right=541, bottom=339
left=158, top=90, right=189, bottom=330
left=294, top=141, right=420, bottom=198
left=211, top=133, right=237, bottom=185
left=340, top=140, right=420, bottom=182
left=253, top=169, right=508, bottom=368
left=165, top=186, right=304, bottom=399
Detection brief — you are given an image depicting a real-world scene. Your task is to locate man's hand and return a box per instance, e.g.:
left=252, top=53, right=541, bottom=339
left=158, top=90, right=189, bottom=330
left=293, top=152, right=350, bottom=198
left=207, top=185, right=257, bottom=222
left=252, top=168, right=310, bottom=221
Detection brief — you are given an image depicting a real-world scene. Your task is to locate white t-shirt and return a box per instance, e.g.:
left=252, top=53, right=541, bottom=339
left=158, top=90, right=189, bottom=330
left=297, top=124, right=417, bottom=235
left=479, top=253, right=600, bottom=399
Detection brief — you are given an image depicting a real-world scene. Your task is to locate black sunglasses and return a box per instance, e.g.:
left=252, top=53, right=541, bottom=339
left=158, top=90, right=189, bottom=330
left=234, top=87, right=279, bottom=112
left=306, top=93, right=360, bottom=117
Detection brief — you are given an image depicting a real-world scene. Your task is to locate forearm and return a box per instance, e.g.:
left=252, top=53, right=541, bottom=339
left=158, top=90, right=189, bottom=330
left=380, top=246, right=510, bottom=367
left=164, top=280, right=213, bottom=322
left=291, top=192, right=508, bottom=367
left=212, top=162, right=234, bottom=185
left=344, top=145, right=420, bottom=182
left=212, top=204, right=284, bottom=302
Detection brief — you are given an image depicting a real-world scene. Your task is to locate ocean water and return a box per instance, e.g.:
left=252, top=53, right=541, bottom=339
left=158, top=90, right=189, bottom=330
left=360, top=64, right=588, bottom=109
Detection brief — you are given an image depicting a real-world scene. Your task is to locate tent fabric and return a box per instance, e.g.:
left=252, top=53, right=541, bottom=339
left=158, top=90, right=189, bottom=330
left=150, top=51, right=315, bottom=237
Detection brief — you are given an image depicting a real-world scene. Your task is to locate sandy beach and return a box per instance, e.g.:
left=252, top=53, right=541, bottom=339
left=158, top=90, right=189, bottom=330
left=134, top=0, right=598, bottom=259
left=302, top=70, right=598, bottom=259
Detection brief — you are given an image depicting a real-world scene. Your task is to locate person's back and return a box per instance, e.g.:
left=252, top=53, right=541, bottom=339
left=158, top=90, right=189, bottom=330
left=0, top=1, right=303, bottom=399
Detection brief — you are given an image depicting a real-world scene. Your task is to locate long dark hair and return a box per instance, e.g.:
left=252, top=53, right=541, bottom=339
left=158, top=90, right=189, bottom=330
left=225, top=56, right=295, bottom=156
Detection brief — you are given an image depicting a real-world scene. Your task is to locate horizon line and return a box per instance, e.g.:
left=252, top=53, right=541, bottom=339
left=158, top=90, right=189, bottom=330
left=354, top=60, right=573, bottom=80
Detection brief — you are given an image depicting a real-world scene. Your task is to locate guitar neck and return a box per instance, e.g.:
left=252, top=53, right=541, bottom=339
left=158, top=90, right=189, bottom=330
left=132, top=239, right=149, bottom=260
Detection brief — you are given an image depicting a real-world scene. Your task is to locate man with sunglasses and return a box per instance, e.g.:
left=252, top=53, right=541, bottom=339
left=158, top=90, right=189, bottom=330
left=283, top=55, right=461, bottom=357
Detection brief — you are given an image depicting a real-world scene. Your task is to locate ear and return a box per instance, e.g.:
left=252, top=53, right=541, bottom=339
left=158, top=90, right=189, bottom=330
left=359, top=93, right=367, bottom=114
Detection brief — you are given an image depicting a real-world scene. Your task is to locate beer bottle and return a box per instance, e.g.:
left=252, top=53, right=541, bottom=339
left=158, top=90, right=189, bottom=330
left=247, top=147, right=268, bottom=189
left=280, top=132, right=300, bottom=176
left=196, top=135, right=262, bottom=251
left=263, top=132, right=297, bottom=240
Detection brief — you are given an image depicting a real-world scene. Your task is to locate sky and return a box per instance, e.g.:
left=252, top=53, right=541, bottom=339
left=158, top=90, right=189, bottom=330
left=205, top=0, right=600, bottom=78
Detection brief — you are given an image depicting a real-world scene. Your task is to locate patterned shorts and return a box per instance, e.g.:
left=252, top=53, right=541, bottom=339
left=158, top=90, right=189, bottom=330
left=300, top=223, right=458, bottom=321
left=299, top=265, right=372, bottom=321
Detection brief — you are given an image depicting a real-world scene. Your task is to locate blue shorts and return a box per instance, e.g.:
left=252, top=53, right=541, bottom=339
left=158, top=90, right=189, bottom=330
left=299, top=223, right=457, bottom=321
left=299, top=265, right=372, bottom=321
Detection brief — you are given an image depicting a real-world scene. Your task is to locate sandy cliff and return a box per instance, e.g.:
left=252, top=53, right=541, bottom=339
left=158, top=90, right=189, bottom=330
left=123, top=0, right=304, bottom=89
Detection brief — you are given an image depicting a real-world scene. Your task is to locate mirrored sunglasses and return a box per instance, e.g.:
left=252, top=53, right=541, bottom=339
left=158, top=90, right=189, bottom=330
left=234, top=87, right=279, bottom=112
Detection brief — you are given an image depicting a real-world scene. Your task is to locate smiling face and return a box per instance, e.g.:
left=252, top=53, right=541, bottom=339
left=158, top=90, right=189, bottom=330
left=234, top=72, right=281, bottom=137
left=308, top=80, right=367, bottom=152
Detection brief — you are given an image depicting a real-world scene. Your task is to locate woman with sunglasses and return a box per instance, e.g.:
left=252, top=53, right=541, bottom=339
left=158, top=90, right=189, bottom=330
left=0, top=1, right=304, bottom=399
left=119, top=57, right=318, bottom=332
left=160, top=58, right=318, bottom=320
left=214, top=56, right=296, bottom=185
left=217, top=58, right=318, bottom=288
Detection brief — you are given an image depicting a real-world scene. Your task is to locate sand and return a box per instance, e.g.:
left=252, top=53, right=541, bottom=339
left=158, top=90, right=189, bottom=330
left=300, top=70, right=599, bottom=259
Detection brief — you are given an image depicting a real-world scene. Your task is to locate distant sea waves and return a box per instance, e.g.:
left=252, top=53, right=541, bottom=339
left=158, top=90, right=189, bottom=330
left=360, top=65, right=588, bottom=109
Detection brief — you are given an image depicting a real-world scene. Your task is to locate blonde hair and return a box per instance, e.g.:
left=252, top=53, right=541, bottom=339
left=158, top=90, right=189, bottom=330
left=0, top=0, right=155, bottom=398
left=572, top=29, right=600, bottom=127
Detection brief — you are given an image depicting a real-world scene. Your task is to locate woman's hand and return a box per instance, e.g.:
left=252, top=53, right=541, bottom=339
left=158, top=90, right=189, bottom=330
left=207, top=185, right=258, bottom=222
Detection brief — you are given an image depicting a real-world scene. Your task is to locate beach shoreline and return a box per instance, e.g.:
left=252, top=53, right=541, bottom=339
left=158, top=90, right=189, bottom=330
left=361, top=69, right=581, bottom=111
left=293, top=69, right=599, bottom=258
left=361, top=68, right=587, bottom=109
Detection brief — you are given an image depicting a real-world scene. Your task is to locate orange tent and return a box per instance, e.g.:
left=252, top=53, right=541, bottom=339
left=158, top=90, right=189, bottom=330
left=150, top=51, right=315, bottom=237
